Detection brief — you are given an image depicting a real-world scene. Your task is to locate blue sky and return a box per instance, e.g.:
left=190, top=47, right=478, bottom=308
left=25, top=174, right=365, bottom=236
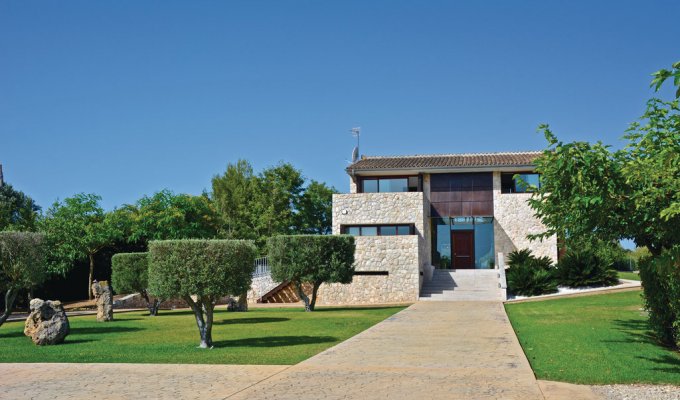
left=1, top=1, right=679, bottom=211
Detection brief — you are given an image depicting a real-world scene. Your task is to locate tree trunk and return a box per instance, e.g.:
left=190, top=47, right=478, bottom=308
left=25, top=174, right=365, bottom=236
left=236, top=291, right=248, bottom=312
left=184, top=295, right=213, bottom=348
left=294, top=281, right=311, bottom=312
left=0, top=288, right=18, bottom=327
left=88, top=253, right=95, bottom=300
left=309, top=281, right=322, bottom=312
left=141, top=290, right=160, bottom=316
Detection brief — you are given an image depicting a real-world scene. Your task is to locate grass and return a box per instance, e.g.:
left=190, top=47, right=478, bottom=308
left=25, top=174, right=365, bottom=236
left=618, top=271, right=641, bottom=281
left=505, top=290, right=680, bottom=385
left=0, top=305, right=405, bottom=364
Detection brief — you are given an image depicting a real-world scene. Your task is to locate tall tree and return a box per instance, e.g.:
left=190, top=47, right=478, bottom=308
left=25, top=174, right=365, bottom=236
left=0, top=232, right=47, bottom=327
left=40, top=194, right=121, bottom=299
left=211, top=160, right=258, bottom=241
left=253, top=163, right=305, bottom=244
left=0, top=183, right=41, bottom=232
left=129, top=190, right=219, bottom=243
left=296, top=180, right=337, bottom=235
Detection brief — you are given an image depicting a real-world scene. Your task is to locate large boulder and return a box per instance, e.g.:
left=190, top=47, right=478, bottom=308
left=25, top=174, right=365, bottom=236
left=24, top=299, right=70, bottom=345
left=92, top=280, right=113, bottom=322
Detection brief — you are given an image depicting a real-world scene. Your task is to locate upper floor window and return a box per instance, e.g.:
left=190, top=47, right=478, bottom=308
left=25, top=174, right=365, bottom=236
left=501, top=172, right=541, bottom=193
left=361, top=176, right=420, bottom=193
left=342, top=224, right=414, bottom=236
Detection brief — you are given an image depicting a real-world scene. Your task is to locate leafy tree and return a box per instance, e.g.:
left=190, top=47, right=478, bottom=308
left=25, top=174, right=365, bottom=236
left=129, top=190, right=219, bottom=243
left=148, top=239, right=256, bottom=348
left=39, top=194, right=121, bottom=299
left=211, top=160, right=258, bottom=241
left=267, top=235, right=355, bottom=311
left=296, top=180, right=337, bottom=234
left=0, top=232, right=47, bottom=326
left=651, top=60, right=680, bottom=98
left=111, top=252, right=161, bottom=316
left=0, top=183, right=41, bottom=232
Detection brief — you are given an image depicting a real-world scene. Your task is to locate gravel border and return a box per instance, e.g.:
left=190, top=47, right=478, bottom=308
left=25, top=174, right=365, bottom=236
left=591, top=384, right=680, bottom=400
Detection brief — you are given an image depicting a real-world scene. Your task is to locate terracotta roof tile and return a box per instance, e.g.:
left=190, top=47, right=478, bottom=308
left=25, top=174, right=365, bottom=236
left=347, top=151, right=542, bottom=171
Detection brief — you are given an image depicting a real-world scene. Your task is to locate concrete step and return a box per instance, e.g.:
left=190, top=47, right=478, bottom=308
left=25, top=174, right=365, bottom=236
left=420, top=269, right=501, bottom=301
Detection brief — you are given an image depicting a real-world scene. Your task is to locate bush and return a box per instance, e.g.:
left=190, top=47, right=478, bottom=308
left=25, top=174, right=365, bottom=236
left=148, top=239, right=256, bottom=348
left=268, top=235, right=355, bottom=311
left=506, top=249, right=557, bottom=297
left=111, top=252, right=161, bottom=316
left=638, top=247, right=680, bottom=348
left=0, top=232, right=47, bottom=327
left=555, top=249, right=618, bottom=288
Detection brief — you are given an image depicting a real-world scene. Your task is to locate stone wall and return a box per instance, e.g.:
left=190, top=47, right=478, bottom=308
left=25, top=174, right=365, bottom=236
left=316, top=235, right=420, bottom=304
left=492, top=171, right=557, bottom=263
left=247, top=274, right=277, bottom=303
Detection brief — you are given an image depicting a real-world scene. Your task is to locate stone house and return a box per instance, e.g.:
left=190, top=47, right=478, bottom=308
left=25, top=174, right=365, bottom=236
left=315, top=151, right=557, bottom=304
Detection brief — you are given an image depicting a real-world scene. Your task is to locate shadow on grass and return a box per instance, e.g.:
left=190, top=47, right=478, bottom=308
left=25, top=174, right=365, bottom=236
left=214, top=335, right=337, bottom=348
left=61, top=338, right=96, bottom=345
left=610, top=318, right=658, bottom=343
left=70, top=326, right=144, bottom=335
left=0, top=330, right=25, bottom=339
left=215, top=317, right=290, bottom=325
left=636, top=354, right=680, bottom=374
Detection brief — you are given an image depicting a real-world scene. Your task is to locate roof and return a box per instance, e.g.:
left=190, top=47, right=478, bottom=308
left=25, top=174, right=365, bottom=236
left=346, top=151, right=543, bottom=173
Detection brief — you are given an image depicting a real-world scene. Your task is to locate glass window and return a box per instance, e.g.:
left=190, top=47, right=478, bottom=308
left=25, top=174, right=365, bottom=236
left=474, top=222, right=495, bottom=269
left=397, top=225, right=411, bottom=235
left=380, top=178, right=408, bottom=192
left=347, top=226, right=360, bottom=236
left=515, top=173, right=540, bottom=193
left=362, top=179, right=378, bottom=193
left=432, top=218, right=451, bottom=268
left=408, top=176, right=419, bottom=192
left=380, top=226, right=397, bottom=236
left=361, top=226, right=378, bottom=236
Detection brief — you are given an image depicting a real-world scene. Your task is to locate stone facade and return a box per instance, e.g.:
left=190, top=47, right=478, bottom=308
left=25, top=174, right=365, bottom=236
left=247, top=274, right=277, bottom=303
left=316, top=235, right=420, bottom=304
left=492, top=171, right=557, bottom=263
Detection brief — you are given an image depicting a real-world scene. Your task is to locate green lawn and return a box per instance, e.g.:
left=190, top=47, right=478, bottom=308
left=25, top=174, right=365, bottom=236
left=0, top=305, right=405, bottom=364
left=618, top=271, right=641, bottom=281
left=505, top=290, right=680, bottom=385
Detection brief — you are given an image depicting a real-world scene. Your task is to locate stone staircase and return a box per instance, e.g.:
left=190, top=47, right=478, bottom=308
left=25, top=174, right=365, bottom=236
left=419, top=269, right=503, bottom=301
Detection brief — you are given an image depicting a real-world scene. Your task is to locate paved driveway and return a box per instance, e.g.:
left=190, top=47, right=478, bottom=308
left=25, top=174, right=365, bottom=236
left=1, top=302, right=586, bottom=399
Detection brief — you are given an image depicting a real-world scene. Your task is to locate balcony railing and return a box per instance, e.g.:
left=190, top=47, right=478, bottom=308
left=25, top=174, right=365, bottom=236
left=253, top=256, right=270, bottom=277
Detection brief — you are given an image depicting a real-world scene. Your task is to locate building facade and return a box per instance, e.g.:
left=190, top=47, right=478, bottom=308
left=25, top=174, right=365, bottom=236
left=316, top=151, right=557, bottom=305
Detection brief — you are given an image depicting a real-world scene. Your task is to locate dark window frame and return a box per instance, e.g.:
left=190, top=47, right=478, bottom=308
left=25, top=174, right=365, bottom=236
left=341, top=224, right=416, bottom=236
left=500, top=172, right=541, bottom=194
left=358, top=175, right=422, bottom=193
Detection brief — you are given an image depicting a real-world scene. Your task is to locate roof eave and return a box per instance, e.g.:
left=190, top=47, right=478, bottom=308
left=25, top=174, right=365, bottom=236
left=345, top=164, right=537, bottom=176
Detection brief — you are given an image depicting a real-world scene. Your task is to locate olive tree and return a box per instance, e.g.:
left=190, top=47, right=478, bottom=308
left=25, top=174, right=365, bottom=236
left=148, top=240, right=256, bottom=348
left=0, top=232, right=47, bottom=327
left=111, top=252, right=161, bottom=316
left=267, top=235, right=355, bottom=312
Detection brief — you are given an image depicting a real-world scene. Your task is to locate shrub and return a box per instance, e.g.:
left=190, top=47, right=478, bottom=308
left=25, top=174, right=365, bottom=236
left=148, top=239, right=256, bottom=348
left=555, top=249, right=618, bottom=288
left=268, top=235, right=355, bottom=311
left=0, top=232, right=47, bottom=327
left=506, top=249, right=557, bottom=297
left=111, top=252, right=161, bottom=316
left=638, top=247, right=680, bottom=348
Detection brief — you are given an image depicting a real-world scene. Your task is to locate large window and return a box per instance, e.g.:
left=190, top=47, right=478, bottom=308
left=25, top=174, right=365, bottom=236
left=431, top=217, right=495, bottom=269
left=342, top=224, right=414, bottom=236
left=501, top=172, right=541, bottom=193
left=361, top=176, right=420, bottom=193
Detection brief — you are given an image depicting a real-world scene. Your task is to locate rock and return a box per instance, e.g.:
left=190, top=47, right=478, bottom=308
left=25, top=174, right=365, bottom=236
left=92, top=280, right=113, bottom=322
left=24, top=299, right=70, bottom=345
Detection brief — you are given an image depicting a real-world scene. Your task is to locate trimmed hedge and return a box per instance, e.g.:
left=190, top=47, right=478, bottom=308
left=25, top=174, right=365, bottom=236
left=148, top=239, right=256, bottom=348
left=111, top=252, right=160, bottom=315
left=639, top=247, right=680, bottom=348
left=267, top=235, right=355, bottom=311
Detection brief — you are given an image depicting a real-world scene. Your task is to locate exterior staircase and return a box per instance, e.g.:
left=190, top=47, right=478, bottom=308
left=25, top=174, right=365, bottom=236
left=419, top=269, right=503, bottom=301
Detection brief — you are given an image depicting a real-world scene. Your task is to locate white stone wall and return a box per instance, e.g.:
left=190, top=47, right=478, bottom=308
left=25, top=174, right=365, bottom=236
left=492, top=171, right=557, bottom=263
left=317, top=235, right=420, bottom=304
left=247, top=274, right=277, bottom=303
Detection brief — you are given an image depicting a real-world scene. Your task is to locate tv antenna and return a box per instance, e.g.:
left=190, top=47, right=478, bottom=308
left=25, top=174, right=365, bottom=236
left=350, top=127, right=360, bottom=162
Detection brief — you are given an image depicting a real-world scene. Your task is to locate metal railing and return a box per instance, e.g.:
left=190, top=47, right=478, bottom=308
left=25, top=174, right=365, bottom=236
left=496, top=252, right=508, bottom=301
left=253, top=256, right=270, bottom=277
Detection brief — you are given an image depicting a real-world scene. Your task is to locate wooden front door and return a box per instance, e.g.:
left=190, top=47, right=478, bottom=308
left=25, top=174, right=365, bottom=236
left=451, top=230, right=474, bottom=269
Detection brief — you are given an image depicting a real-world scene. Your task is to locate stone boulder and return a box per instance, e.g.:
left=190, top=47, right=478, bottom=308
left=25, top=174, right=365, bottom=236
left=92, top=280, right=113, bottom=322
left=24, top=299, right=70, bottom=345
